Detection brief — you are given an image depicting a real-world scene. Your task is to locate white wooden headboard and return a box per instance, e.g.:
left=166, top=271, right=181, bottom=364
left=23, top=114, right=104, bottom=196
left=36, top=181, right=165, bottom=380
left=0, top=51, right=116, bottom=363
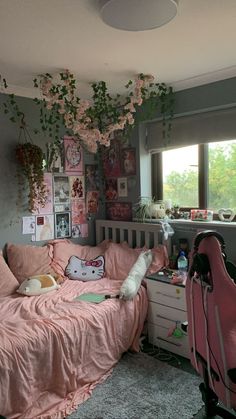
left=95, top=220, right=171, bottom=255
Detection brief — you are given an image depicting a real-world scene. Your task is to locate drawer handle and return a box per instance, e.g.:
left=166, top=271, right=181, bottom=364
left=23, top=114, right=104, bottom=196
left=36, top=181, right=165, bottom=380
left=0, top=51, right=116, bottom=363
left=156, top=314, right=176, bottom=322
left=156, top=337, right=182, bottom=347
left=155, top=291, right=180, bottom=300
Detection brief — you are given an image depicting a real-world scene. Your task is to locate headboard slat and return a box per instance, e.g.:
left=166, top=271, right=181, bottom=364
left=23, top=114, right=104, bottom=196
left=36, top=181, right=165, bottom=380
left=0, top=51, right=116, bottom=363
left=96, top=220, right=171, bottom=255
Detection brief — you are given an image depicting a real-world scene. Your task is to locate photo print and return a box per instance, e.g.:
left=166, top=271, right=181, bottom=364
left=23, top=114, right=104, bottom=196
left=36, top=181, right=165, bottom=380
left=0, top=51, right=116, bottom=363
left=106, top=202, right=132, bottom=221
left=35, top=215, right=54, bottom=241
left=105, top=178, right=118, bottom=201
left=69, top=176, right=85, bottom=199
left=64, top=136, right=83, bottom=174
left=55, top=212, right=71, bottom=239
left=71, top=199, right=86, bottom=225
left=53, top=176, right=70, bottom=204
left=117, top=177, right=128, bottom=197
left=121, top=148, right=136, bottom=176
left=86, top=191, right=99, bottom=214
left=102, top=139, right=121, bottom=177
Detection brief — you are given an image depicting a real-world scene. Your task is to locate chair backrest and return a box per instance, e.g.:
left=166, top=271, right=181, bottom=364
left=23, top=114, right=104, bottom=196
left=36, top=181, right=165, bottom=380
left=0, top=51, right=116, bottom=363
left=186, top=230, right=236, bottom=409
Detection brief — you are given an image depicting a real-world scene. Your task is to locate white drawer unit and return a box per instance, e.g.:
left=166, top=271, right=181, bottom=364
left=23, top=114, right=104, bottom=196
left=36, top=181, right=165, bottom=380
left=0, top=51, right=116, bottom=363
left=146, top=275, right=190, bottom=359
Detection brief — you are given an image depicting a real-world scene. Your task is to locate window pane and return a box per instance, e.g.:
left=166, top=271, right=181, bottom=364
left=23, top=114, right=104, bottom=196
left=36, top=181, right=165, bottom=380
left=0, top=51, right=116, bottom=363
left=208, top=139, right=236, bottom=211
left=163, top=145, right=198, bottom=207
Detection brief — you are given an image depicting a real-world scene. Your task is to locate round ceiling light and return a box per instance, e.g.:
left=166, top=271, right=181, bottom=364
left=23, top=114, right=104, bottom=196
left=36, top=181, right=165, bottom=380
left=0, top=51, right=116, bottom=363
left=99, top=0, right=178, bottom=31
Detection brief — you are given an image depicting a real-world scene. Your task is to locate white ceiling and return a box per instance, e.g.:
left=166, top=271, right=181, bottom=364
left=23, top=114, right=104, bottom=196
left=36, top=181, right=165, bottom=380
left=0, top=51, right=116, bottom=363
left=1, top=0, right=236, bottom=99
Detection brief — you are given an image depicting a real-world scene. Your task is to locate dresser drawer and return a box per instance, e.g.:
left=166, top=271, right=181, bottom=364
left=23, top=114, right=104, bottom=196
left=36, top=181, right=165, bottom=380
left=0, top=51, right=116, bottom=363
left=148, top=301, right=187, bottom=326
left=148, top=322, right=190, bottom=359
left=146, top=278, right=186, bottom=310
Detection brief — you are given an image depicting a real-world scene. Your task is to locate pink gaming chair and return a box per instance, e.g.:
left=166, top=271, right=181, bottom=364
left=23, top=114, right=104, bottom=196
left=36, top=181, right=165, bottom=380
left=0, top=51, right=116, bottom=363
left=186, top=230, right=236, bottom=418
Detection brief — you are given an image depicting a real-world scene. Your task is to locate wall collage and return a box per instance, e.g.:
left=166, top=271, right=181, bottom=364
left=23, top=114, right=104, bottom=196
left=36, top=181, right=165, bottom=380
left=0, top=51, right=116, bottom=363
left=22, top=136, right=136, bottom=242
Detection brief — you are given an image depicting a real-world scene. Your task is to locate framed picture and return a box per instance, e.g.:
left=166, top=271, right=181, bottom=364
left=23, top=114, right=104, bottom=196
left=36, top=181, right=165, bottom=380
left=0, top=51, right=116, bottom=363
left=106, top=202, right=132, bottom=221
left=117, top=177, right=128, bottom=197
left=86, top=191, right=99, bottom=214
left=64, top=136, right=83, bottom=174
left=121, top=148, right=136, bottom=176
left=71, top=199, right=87, bottom=224
left=55, top=212, right=71, bottom=238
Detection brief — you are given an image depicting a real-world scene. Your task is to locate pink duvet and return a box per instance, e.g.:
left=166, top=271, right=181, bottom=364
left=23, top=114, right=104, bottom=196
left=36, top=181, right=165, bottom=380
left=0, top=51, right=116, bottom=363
left=0, top=278, right=148, bottom=419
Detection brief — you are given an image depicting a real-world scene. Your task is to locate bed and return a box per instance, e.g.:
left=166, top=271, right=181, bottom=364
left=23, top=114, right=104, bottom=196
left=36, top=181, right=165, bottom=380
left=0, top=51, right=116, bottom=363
left=0, top=220, right=170, bottom=419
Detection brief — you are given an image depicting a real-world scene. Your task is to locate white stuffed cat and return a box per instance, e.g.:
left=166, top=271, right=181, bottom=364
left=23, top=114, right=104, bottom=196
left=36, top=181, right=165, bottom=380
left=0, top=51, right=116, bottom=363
left=65, top=255, right=105, bottom=281
left=119, top=250, right=153, bottom=300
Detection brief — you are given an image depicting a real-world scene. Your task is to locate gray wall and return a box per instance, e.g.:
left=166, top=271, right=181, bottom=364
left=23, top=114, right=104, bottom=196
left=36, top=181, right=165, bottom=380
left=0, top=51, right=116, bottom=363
left=0, top=93, right=104, bottom=249
left=1, top=76, right=236, bottom=256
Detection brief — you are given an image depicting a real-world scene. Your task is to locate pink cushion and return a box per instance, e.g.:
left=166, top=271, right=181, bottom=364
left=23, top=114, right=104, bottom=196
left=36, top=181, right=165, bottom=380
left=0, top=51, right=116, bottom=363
left=0, top=252, right=19, bottom=296
left=147, top=245, right=169, bottom=274
left=48, top=239, right=110, bottom=276
left=104, top=242, right=169, bottom=280
left=7, top=243, right=53, bottom=284
left=104, top=242, right=141, bottom=280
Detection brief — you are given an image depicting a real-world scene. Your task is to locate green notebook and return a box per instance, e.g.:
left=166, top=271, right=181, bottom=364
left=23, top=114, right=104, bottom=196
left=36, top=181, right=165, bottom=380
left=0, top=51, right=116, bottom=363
left=74, top=293, right=120, bottom=304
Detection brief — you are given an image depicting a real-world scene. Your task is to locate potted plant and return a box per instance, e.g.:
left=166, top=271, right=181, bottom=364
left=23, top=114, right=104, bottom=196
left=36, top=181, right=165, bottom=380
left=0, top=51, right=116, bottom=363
left=133, top=197, right=166, bottom=221
left=16, top=141, right=47, bottom=213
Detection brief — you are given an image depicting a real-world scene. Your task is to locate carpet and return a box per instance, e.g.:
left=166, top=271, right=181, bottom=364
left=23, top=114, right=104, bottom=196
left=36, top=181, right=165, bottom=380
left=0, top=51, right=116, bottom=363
left=68, top=351, right=203, bottom=419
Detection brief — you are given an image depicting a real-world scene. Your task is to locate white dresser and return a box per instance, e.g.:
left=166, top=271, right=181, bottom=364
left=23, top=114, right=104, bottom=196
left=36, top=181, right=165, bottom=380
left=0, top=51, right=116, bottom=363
left=146, top=273, right=190, bottom=359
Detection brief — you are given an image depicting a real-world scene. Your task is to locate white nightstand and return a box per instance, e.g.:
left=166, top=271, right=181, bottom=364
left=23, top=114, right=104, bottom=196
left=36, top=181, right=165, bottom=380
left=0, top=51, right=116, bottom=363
left=145, top=273, right=190, bottom=359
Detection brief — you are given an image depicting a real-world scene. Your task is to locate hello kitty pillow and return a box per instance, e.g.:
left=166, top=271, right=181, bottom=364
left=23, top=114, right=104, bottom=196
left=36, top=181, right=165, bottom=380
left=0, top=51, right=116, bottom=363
left=65, top=255, right=105, bottom=281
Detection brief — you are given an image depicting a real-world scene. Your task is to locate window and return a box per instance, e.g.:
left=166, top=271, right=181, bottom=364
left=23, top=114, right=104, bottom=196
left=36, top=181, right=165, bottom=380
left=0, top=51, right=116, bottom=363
left=153, top=139, right=236, bottom=213
left=163, top=145, right=198, bottom=208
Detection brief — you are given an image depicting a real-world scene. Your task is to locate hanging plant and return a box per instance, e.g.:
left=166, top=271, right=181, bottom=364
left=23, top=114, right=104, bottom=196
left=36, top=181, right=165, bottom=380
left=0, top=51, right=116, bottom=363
left=16, top=117, right=47, bottom=213
left=33, top=70, right=174, bottom=153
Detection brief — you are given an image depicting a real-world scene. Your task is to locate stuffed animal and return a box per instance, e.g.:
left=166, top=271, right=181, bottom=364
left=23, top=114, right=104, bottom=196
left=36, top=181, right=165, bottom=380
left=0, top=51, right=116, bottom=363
left=119, top=250, right=153, bottom=300
left=17, top=274, right=60, bottom=296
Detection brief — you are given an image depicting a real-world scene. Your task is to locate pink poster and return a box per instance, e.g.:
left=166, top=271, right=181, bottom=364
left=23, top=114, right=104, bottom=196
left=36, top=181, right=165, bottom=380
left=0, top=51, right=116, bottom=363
left=64, top=136, right=83, bottom=174
left=71, top=199, right=87, bottom=225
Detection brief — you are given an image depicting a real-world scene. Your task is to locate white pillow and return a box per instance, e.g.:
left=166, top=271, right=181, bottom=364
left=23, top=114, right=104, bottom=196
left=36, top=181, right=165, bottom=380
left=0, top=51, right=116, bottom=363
left=119, top=250, right=153, bottom=300
left=17, top=274, right=60, bottom=296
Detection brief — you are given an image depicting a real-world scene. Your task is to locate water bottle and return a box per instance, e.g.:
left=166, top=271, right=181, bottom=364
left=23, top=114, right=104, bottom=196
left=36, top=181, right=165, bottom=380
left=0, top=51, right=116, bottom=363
left=177, top=251, right=188, bottom=281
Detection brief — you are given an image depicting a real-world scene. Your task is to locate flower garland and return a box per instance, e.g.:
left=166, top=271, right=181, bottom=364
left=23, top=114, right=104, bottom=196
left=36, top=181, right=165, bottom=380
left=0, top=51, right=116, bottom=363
left=34, top=70, right=173, bottom=153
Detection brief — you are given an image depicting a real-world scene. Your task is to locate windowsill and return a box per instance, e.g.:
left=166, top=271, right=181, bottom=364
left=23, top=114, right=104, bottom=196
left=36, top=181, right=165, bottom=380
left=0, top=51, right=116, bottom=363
left=133, top=218, right=236, bottom=228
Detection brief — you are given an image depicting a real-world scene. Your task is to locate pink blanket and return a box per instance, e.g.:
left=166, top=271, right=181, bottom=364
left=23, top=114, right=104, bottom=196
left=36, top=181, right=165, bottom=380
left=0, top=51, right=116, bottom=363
left=0, top=278, right=148, bottom=419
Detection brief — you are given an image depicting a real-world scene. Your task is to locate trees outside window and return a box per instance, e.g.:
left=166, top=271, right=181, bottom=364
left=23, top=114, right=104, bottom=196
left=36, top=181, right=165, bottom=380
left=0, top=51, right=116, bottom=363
left=158, top=140, right=236, bottom=213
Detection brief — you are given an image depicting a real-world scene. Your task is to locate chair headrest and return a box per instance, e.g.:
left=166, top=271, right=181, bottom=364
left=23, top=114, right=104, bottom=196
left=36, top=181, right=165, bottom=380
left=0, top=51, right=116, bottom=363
left=193, top=230, right=225, bottom=252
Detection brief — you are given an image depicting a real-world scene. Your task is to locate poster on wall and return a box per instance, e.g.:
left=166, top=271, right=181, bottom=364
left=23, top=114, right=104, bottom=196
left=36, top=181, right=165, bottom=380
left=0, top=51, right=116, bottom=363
left=106, top=202, right=132, bottom=221
left=53, top=175, right=70, bottom=204
left=86, top=191, right=99, bottom=214
left=105, top=178, right=118, bottom=201
left=69, top=175, right=85, bottom=199
left=71, top=223, right=88, bottom=238
left=22, top=216, right=36, bottom=235
left=117, top=177, right=128, bottom=197
left=64, top=136, right=83, bottom=174
left=71, top=199, right=87, bottom=225
left=55, top=212, right=71, bottom=239
left=121, top=148, right=136, bottom=176
left=85, top=164, right=100, bottom=190
left=102, top=139, right=121, bottom=177
left=35, top=215, right=54, bottom=241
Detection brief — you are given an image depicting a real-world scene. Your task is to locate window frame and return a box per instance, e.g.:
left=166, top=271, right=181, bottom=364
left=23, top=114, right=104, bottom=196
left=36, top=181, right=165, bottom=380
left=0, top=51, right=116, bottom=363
left=151, top=143, right=235, bottom=219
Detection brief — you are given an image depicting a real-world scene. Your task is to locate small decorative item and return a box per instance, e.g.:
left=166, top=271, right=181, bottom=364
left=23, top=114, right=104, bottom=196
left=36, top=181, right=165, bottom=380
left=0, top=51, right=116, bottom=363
left=218, top=208, right=235, bottom=222
left=190, top=209, right=213, bottom=222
